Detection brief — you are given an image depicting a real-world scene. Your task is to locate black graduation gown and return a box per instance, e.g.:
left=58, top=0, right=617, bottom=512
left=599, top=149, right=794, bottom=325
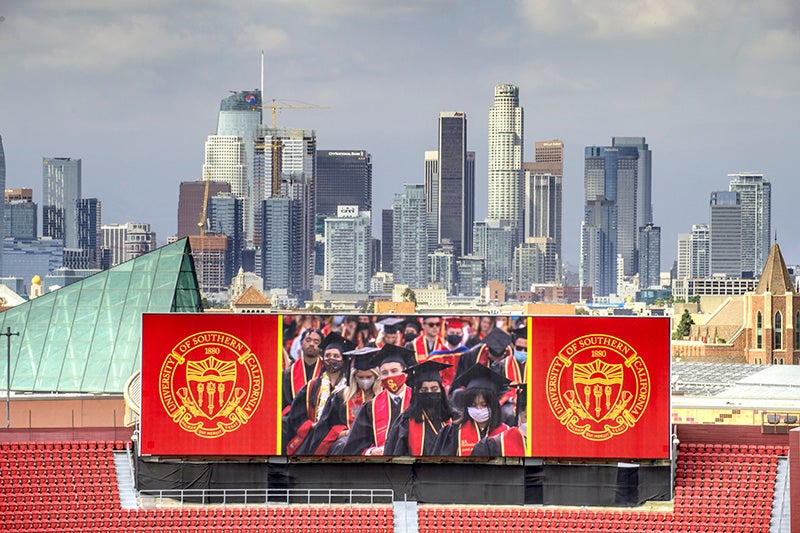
left=341, top=392, right=407, bottom=456
left=384, top=412, right=447, bottom=457
left=282, top=374, right=345, bottom=453
left=282, top=360, right=318, bottom=409
left=301, top=391, right=352, bottom=455
left=431, top=422, right=508, bottom=457
left=470, top=435, right=502, bottom=457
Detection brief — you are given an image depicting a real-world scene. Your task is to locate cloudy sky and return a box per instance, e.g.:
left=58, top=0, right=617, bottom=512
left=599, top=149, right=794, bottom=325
left=1, top=1, right=798, bottom=270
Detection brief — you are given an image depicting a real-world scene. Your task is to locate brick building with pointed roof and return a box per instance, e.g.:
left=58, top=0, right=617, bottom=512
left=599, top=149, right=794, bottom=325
left=674, top=243, right=800, bottom=365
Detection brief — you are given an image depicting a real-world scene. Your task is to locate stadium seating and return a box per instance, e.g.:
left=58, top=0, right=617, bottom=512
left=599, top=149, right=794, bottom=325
left=0, top=439, right=786, bottom=532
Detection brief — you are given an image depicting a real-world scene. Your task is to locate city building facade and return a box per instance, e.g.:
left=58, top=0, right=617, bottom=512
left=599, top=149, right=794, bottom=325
left=42, top=157, right=81, bottom=248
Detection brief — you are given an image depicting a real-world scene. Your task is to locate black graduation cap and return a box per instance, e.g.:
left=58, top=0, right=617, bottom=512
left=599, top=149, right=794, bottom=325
left=369, top=343, right=416, bottom=369
left=320, top=332, right=356, bottom=355
left=344, top=346, right=380, bottom=371
left=378, top=317, right=405, bottom=335
left=450, top=363, right=511, bottom=394
left=482, top=327, right=512, bottom=356
left=511, top=383, right=527, bottom=411
left=402, top=318, right=422, bottom=333
left=512, top=325, right=527, bottom=342
left=404, top=360, right=451, bottom=388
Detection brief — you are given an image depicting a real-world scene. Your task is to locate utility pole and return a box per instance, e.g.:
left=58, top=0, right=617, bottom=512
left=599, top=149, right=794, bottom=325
left=3, top=327, right=19, bottom=428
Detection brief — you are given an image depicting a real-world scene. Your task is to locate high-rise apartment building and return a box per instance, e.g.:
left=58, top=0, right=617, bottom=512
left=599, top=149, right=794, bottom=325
left=42, top=157, right=81, bottom=248
left=473, top=220, right=515, bottom=287
left=487, top=85, right=523, bottom=236
left=709, top=191, right=742, bottom=278
left=316, top=150, right=372, bottom=217
left=209, top=192, right=245, bottom=279
left=102, top=222, right=156, bottom=266
left=428, top=245, right=456, bottom=295
left=424, top=150, right=439, bottom=254
left=457, top=255, right=485, bottom=297
left=381, top=208, right=393, bottom=273
left=677, top=233, right=691, bottom=280
left=253, top=126, right=316, bottom=300
left=176, top=180, right=231, bottom=238
left=73, top=198, right=102, bottom=269
left=638, top=224, right=661, bottom=288
left=216, top=90, right=262, bottom=244
left=261, top=197, right=303, bottom=294
left=512, top=237, right=558, bottom=293
left=691, top=224, right=710, bottom=279
left=729, top=173, right=771, bottom=276
left=324, top=205, right=371, bottom=293
left=5, top=188, right=37, bottom=241
left=392, top=184, right=428, bottom=289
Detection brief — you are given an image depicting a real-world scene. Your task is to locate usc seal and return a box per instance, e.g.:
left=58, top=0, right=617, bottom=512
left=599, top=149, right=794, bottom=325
left=546, top=334, right=650, bottom=442
left=159, top=331, right=263, bottom=439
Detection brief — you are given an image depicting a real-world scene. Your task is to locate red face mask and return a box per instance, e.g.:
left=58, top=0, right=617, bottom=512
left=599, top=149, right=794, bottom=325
left=381, top=374, right=407, bottom=394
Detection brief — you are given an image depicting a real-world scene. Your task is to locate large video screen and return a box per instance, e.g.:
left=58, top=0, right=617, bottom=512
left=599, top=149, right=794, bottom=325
left=141, top=314, right=670, bottom=460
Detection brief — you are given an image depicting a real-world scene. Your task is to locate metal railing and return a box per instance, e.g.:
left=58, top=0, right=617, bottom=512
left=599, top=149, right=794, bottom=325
left=138, top=488, right=394, bottom=508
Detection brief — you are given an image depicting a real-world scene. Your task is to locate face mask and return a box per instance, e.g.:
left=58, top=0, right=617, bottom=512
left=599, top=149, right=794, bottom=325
left=403, top=332, right=418, bottom=343
left=514, top=350, right=527, bottom=363
left=468, top=406, right=491, bottom=423
left=332, top=316, right=344, bottom=325
left=417, top=391, right=440, bottom=409
left=518, top=422, right=527, bottom=435
left=357, top=377, right=375, bottom=391
left=381, top=374, right=407, bottom=394
left=324, top=360, right=343, bottom=373
left=446, top=334, right=462, bottom=346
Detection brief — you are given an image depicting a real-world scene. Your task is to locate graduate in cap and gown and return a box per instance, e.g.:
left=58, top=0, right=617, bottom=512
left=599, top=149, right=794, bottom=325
left=471, top=384, right=527, bottom=457
left=427, top=318, right=469, bottom=391
left=384, top=361, right=454, bottom=457
left=432, top=363, right=511, bottom=457
left=370, top=317, right=405, bottom=349
left=299, top=347, right=382, bottom=455
left=283, top=332, right=356, bottom=454
left=281, top=328, right=324, bottom=414
left=406, top=316, right=447, bottom=363
left=341, top=344, right=417, bottom=456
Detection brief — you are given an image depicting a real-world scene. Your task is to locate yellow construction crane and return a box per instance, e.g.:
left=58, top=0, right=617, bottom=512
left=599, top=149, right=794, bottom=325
left=198, top=171, right=211, bottom=236
left=264, top=99, right=329, bottom=129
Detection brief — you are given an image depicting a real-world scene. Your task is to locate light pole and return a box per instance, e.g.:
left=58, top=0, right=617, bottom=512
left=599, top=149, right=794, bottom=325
left=3, top=327, right=19, bottom=428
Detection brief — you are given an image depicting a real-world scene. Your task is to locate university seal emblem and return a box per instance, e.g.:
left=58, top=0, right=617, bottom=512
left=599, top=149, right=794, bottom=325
left=545, top=334, right=650, bottom=441
left=159, top=331, right=263, bottom=439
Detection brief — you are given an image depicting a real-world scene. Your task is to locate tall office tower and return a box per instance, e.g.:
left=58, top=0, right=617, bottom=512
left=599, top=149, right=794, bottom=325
left=457, top=255, right=485, bottom=297
left=42, top=157, right=81, bottom=248
left=690, top=224, right=710, bottom=278
left=582, top=145, right=639, bottom=293
left=316, top=150, right=372, bottom=216
left=612, top=137, right=652, bottom=231
left=487, top=85, right=523, bottom=239
left=381, top=208, right=393, bottom=272
left=638, top=224, right=661, bottom=288
left=728, top=173, right=771, bottom=276
left=424, top=150, right=439, bottom=254
left=324, top=206, right=371, bottom=293
left=73, top=198, right=102, bottom=269
left=437, top=112, right=474, bottom=258
left=5, top=188, right=37, bottom=240
left=0, top=136, right=6, bottom=273
left=209, top=192, right=245, bottom=279
left=473, top=220, right=515, bottom=287
left=216, top=90, right=261, bottom=244
left=709, top=191, right=742, bottom=278
left=261, top=197, right=303, bottom=293
left=523, top=171, right=563, bottom=259
left=392, top=184, right=428, bottom=289
left=176, top=180, right=231, bottom=238
left=580, top=198, right=616, bottom=298
left=202, top=136, right=247, bottom=237
left=530, top=140, right=564, bottom=175
left=428, top=244, right=456, bottom=294
left=512, top=237, right=558, bottom=292
left=677, top=233, right=691, bottom=280
left=253, top=126, right=316, bottom=299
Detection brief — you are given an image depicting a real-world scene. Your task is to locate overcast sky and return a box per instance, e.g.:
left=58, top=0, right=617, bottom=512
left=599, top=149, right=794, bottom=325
left=1, top=1, right=798, bottom=270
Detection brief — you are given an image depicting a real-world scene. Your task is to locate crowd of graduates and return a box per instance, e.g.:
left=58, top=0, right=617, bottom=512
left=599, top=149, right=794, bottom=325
left=280, top=315, right=529, bottom=458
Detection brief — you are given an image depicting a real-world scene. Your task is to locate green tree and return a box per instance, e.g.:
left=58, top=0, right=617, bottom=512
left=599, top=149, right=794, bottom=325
left=401, top=287, right=417, bottom=304
left=688, top=295, right=701, bottom=303
left=672, top=309, right=694, bottom=340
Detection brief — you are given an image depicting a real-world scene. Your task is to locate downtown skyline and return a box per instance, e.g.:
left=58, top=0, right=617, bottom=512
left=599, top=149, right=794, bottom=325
left=1, top=1, right=798, bottom=271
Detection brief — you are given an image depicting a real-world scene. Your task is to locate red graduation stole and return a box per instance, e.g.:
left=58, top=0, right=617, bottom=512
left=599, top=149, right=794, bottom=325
left=412, top=335, right=446, bottom=363
left=498, top=427, right=526, bottom=457
left=371, top=388, right=411, bottom=448
left=312, top=391, right=367, bottom=456
left=407, top=419, right=425, bottom=456
left=457, top=421, right=508, bottom=457
left=346, top=390, right=366, bottom=427
left=291, top=358, right=321, bottom=399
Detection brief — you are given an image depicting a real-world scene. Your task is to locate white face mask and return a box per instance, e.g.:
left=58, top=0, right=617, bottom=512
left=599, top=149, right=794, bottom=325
left=357, top=377, right=375, bottom=391
left=468, top=406, right=491, bottom=423
left=519, top=423, right=527, bottom=435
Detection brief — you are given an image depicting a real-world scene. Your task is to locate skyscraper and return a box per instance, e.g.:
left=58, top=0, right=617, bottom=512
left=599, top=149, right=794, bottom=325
left=381, top=208, right=393, bottom=273
left=42, top=157, right=81, bottom=248
left=709, top=191, right=742, bottom=278
left=202, top=135, right=248, bottom=237
left=580, top=198, right=616, bottom=298
left=690, top=224, right=710, bottom=279
left=4, top=188, right=37, bottom=241
left=612, top=137, right=652, bottom=232
left=253, top=126, right=316, bottom=299
left=512, top=237, right=558, bottom=292
left=473, top=220, right=515, bottom=287
left=530, top=140, right=564, bottom=175
left=74, top=198, right=102, bottom=269
left=324, top=205, right=371, bottom=293
left=728, top=173, right=771, bottom=276
left=424, top=150, right=439, bottom=254
left=487, top=85, right=523, bottom=235
left=523, top=171, right=563, bottom=261
left=216, top=90, right=262, bottom=244
left=102, top=222, right=156, bottom=266
left=392, top=184, right=428, bottom=289
left=261, top=197, right=303, bottom=293
left=209, top=192, right=245, bottom=279
left=176, top=180, right=231, bottom=239
left=316, top=150, right=372, bottom=217
left=436, top=112, right=474, bottom=258
left=638, top=224, right=661, bottom=288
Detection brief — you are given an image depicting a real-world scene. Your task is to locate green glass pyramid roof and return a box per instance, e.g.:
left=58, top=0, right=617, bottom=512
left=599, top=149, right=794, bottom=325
left=0, top=238, right=202, bottom=393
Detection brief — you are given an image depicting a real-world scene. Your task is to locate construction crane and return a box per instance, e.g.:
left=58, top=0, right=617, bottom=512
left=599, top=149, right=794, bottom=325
left=198, top=171, right=211, bottom=236
left=265, top=99, right=329, bottom=129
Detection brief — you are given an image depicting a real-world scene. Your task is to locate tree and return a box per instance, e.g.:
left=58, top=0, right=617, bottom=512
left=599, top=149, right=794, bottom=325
left=401, top=287, right=417, bottom=304
left=672, top=309, right=694, bottom=340
left=688, top=295, right=701, bottom=303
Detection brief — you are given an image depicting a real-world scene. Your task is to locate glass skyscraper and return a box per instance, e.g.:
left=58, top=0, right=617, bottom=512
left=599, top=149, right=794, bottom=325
left=315, top=150, right=372, bottom=217
left=392, top=184, right=428, bottom=289
left=709, top=191, right=742, bottom=278
left=42, top=157, right=81, bottom=248
left=729, top=173, right=771, bottom=276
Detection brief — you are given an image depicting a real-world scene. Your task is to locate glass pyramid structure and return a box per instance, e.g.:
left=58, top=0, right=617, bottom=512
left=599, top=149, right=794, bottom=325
left=0, top=238, right=202, bottom=393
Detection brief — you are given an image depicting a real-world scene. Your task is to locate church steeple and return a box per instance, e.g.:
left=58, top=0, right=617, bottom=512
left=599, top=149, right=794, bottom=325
left=755, top=243, right=795, bottom=295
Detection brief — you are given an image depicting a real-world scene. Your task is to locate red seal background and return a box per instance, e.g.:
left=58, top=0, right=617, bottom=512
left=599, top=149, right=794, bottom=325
left=529, top=316, right=671, bottom=459
left=141, top=314, right=280, bottom=456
